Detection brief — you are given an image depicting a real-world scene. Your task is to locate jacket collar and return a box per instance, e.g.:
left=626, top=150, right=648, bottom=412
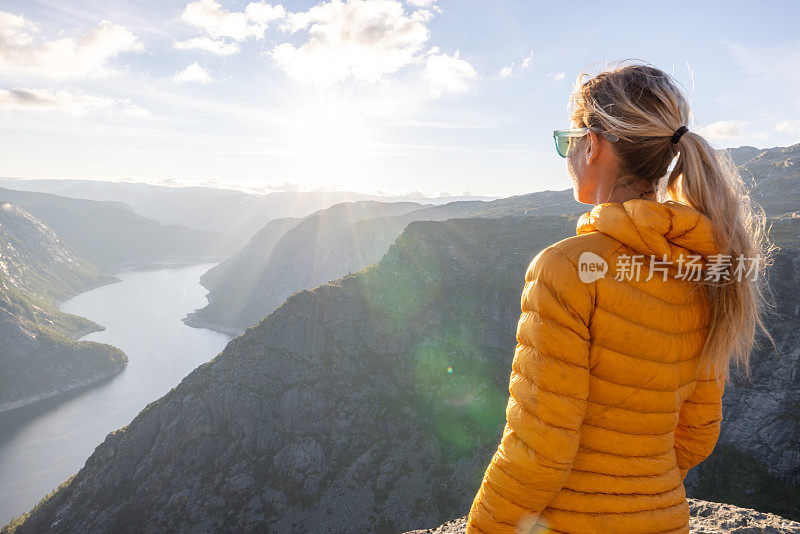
left=576, top=199, right=721, bottom=263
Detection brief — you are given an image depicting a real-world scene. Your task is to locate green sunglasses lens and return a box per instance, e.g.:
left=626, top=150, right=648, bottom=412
left=554, top=134, right=571, bottom=157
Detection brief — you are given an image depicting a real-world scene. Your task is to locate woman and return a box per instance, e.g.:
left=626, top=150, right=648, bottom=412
left=466, top=61, right=777, bottom=533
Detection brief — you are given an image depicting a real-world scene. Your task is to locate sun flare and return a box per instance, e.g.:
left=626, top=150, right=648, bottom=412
left=288, top=96, right=371, bottom=186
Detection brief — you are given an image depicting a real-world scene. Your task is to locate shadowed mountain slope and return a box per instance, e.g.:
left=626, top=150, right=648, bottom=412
left=0, top=202, right=127, bottom=412
left=0, top=187, right=232, bottom=271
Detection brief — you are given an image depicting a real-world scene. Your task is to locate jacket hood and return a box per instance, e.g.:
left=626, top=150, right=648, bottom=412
left=576, top=199, right=721, bottom=266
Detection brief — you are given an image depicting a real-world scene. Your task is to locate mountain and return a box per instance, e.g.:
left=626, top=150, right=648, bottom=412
left=683, top=213, right=800, bottom=517
left=183, top=200, right=438, bottom=335
left=0, top=178, right=498, bottom=252
left=5, top=209, right=798, bottom=532
left=186, top=190, right=586, bottom=335
left=1, top=214, right=576, bottom=532
left=0, top=202, right=127, bottom=412
left=0, top=187, right=232, bottom=272
left=725, top=143, right=800, bottom=217
left=187, top=145, right=800, bottom=337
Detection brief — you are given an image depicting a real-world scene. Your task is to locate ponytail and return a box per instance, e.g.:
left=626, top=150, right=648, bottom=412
left=666, top=128, right=778, bottom=383
left=569, top=59, right=779, bottom=384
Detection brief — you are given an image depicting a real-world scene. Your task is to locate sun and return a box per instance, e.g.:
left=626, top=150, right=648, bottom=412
left=287, top=93, right=371, bottom=187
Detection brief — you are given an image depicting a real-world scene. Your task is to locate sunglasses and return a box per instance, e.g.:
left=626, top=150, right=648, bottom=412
left=553, top=127, right=620, bottom=158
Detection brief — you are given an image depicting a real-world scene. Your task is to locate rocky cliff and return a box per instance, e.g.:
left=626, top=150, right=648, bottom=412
left=4, top=209, right=799, bottom=532
left=0, top=202, right=128, bottom=412
left=403, top=499, right=800, bottom=533
left=730, top=143, right=800, bottom=217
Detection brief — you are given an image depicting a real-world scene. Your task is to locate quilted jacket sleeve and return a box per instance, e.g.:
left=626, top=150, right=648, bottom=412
left=674, top=364, right=726, bottom=480
left=466, top=244, right=595, bottom=534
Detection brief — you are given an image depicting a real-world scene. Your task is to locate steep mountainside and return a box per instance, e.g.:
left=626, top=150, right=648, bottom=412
left=6, top=212, right=799, bottom=532
left=184, top=200, right=435, bottom=334
left=0, top=178, right=496, bottom=251
left=0, top=202, right=127, bottom=412
left=186, top=190, right=586, bottom=335
left=726, top=143, right=800, bottom=216
left=0, top=187, right=232, bottom=271
left=195, top=216, right=304, bottom=301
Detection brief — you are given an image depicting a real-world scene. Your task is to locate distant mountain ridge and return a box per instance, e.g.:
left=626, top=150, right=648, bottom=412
left=727, top=143, right=800, bottom=217
left=0, top=178, right=498, bottom=252
left=184, top=200, right=433, bottom=335
left=186, top=189, right=586, bottom=335
left=0, top=202, right=127, bottom=412
left=0, top=187, right=232, bottom=271
left=186, top=143, right=800, bottom=336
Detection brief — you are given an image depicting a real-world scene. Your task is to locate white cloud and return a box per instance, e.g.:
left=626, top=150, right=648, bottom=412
left=245, top=1, right=287, bottom=25
left=775, top=120, right=800, bottom=136
left=0, top=10, right=37, bottom=48
left=425, top=47, right=477, bottom=97
left=174, top=36, right=239, bottom=55
left=696, top=120, right=767, bottom=142
left=0, top=88, right=148, bottom=116
left=498, top=63, right=513, bottom=78
left=696, top=120, right=744, bottom=140
left=0, top=11, right=143, bottom=80
left=172, top=61, right=213, bottom=83
left=521, top=50, right=534, bottom=68
left=175, top=0, right=471, bottom=96
left=546, top=72, right=565, bottom=81
left=180, top=0, right=285, bottom=41
left=497, top=50, right=533, bottom=79
left=270, top=0, right=433, bottom=86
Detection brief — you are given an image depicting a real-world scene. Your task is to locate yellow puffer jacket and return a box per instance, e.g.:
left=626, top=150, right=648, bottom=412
left=467, top=199, right=726, bottom=534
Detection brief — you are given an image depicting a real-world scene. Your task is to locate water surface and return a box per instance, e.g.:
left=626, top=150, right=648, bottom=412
left=0, top=262, right=232, bottom=525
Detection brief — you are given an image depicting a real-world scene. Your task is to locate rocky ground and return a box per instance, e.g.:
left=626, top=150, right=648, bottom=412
left=403, top=499, right=800, bottom=533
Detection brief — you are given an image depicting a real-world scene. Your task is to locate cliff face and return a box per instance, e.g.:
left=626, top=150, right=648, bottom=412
left=0, top=202, right=128, bottom=412
left=5, top=209, right=800, bottom=532
left=731, top=143, right=800, bottom=217
left=682, top=235, right=800, bottom=517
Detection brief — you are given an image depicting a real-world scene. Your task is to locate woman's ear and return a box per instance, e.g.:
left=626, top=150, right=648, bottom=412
left=585, top=129, right=600, bottom=165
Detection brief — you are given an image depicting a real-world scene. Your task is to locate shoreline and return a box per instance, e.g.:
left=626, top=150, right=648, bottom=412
left=106, top=255, right=229, bottom=274
left=0, top=367, right=123, bottom=415
left=2, top=257, right=223, bottom=415
left=181, top=311, right=245, bottom=338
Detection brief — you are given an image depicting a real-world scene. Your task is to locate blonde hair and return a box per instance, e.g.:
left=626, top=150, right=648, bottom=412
left=568, top=58, right=778, bottom=383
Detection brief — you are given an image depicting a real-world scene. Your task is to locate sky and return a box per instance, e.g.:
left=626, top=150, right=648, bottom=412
left=0, top=0, right=798, bottom=198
